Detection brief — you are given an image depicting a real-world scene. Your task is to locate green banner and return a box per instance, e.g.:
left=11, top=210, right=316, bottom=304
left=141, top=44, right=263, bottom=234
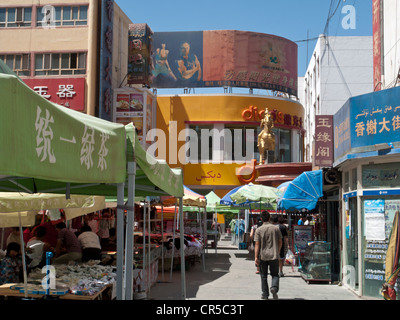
left=0, top=74, right=127, bottom=184
left=125, top=123, right=184, bottom=197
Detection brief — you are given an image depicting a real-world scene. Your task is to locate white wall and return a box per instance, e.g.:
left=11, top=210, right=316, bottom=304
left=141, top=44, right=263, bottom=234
left=300, top=35, right=373, bottom=163
left=382, top=0, right=400, bottom=88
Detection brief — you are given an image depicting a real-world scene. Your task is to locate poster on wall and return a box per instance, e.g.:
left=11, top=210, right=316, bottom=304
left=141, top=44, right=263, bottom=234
left=385, top=200, right=400, bottom=239
left=293, top=225, right=313, bottom=255
left=113, top=88, right=155, bottom=146
left=364, top=199, right=385, bottom=241
left=345, top=200, right=351, bottom=239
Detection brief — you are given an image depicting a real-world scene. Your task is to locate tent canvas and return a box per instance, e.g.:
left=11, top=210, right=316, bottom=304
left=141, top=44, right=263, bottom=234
left=230, top=183, right=281, bottom=210
left=0, top=70, right=184, bottom=300
left=0, top=72, right=183, bottom=199
left=162, top=185, right=206, bottom=207
left=0, top=192, right=105, bottom=227
left=278, top=170, right=323, bottom=212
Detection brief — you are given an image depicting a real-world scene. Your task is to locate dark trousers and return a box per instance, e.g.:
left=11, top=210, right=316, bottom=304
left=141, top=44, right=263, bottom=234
left=259, top=259, right=279, bottom=297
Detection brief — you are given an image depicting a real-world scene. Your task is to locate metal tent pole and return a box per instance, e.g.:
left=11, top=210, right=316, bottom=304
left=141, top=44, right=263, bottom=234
left=125, top=162, right=136, bottom=300
left=116, top=182, right=125, bottom=300
left=161, top=205, right=164, bottom=282
left=179, top=197, right=186, bottom=300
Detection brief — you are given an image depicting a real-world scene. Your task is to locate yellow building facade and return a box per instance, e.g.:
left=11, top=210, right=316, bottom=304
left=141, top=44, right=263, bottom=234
left=156, top=94, right=305, bottom=197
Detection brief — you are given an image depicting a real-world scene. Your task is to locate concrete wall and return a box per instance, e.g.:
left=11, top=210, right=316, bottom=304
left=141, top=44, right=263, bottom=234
left=382, top=0, right=400, bottom=88
left=301, top=35, right=373, bottom=163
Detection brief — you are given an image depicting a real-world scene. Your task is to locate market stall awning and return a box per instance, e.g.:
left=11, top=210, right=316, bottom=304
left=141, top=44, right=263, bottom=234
left=230, top=183, right=281, bottom=210
left=0, top=73, right=127, bottom=184
left=125, top=123, right=183, bottom=198
left=162, top=186, right=206, bottom=207
left=0, top=66, right=184, bottom=301
left=0, top=192, right=105, bottom=227
left=0, top=72, right=183, bottom=198
left=278, top=170, right=323, bottom=211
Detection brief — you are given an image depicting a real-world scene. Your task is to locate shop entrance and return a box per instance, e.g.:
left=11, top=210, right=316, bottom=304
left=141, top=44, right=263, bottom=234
left=344, top=197, right=359, bottom=290
left=326, top=199, right=340, bottom=282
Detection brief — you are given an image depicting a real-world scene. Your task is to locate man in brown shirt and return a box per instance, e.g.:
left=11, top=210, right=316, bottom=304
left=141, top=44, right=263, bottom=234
left=254, top=211, right=282, bottom=300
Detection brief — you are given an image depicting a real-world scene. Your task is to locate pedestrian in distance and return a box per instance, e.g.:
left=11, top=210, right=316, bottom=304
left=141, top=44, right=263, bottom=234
left=271, top=215, right=290, bottom=277
left=250, top=218, right=263, bottom=274
left=254, top=211, right=282, bottom=300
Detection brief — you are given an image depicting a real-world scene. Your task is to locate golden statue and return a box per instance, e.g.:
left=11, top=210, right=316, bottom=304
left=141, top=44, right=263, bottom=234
left=257, top=108, right=275, bottom=164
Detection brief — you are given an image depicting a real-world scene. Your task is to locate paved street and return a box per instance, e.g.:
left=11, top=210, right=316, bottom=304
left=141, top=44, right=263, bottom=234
left=148, top=234, right=364, bottom=301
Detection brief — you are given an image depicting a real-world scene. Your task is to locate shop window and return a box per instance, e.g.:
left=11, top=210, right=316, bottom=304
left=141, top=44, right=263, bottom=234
left=0, top=7, right=32, bottom=28
left=275, top=128, right=291, bottom=163
left=0, top=53, right=30, bottom=76
left=187, top=125, right=213, bottom=163
left=351, top=168, right=357, bottom=191
left=224, top=125, right=260, bottom=163
left=36, top=5, right=88, bottom=27
left=344, top=171, right=349, bottom=193
left=35, top=52, right=86, bottom=76
left=362, top=163, right=400, bottom=189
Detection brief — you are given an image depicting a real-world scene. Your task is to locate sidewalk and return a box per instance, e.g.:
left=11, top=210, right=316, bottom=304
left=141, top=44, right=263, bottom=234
left=148, top=234, right=362, bottom=301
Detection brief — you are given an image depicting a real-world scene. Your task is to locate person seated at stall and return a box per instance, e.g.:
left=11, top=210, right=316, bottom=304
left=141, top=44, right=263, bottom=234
left=101, top=227, right=116, bottom=252
left=26, top=226, right=53, bottom=271
left=6, top=227, right=21, bottom=246
left=0, top=242, right=23, bottom=285
left=53, top=222, right=82, bottom=265
left=78, top=225, right=102, bottom=263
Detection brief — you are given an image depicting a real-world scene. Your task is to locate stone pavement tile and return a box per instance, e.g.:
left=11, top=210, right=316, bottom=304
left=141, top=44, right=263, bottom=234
left=148, top=245, right=362, bottom=301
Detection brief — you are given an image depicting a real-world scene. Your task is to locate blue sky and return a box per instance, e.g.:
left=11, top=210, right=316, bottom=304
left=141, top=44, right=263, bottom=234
left=116, top=0, right=372, bottom=93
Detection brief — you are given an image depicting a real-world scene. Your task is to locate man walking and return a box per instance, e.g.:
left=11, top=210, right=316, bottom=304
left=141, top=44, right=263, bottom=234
left=254, top=211, right=282, bottom=300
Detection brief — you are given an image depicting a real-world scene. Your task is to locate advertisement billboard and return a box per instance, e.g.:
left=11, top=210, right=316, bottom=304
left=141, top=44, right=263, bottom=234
left=113, top=88, right=155, bottom=147
left=372, top=0, right=382, bottom=91
left=149, top=30, right=298, bottom=96
left=128, top=23, right=153, bottom=87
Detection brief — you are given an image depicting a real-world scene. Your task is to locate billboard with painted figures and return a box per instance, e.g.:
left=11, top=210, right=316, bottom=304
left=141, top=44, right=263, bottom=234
left=148, top=30, right=298, bottom=96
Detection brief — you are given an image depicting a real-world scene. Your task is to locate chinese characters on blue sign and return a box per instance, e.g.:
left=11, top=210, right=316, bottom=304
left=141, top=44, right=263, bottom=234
left=334, top=86, right=400, bottom=162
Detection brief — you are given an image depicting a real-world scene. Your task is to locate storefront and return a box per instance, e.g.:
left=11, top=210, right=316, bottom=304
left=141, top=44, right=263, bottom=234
left=155, top=94, right=305, bottom=197
left=333, top=86, right=400, bottom=299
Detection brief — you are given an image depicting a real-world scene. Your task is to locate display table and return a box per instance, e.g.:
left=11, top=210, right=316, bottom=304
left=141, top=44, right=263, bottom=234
left=0, top=262, right=117, bottom=300
left=0, top=283, right=113, bottom=300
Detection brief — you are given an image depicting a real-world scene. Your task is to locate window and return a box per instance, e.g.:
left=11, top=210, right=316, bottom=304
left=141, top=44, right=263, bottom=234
left=351, top=168, right=357, bottom=191
left=0, top=7, right=32, bottom=27
left=35, top=52, right=86, bottom=76
left=36, top=5, right=88, bottom=27
left=0, top=54, right=30, bottom=76
left=224, top=125, right=259, bottom=162
left=344, top=171, right=349, bottom=193
left=274, top=128, right=292, bottom=163
left=187, top=125, right=213, bottom=163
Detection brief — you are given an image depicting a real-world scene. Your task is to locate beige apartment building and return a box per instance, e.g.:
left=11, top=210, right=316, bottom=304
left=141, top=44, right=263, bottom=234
left=0, top=0, right=131, bottom=119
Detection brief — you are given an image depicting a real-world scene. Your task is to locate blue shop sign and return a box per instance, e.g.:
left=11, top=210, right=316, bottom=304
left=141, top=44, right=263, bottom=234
left=334, top=86, right=400, bottom=162
left=363, top=189, right=400, bottom=196
left=350, top=86, right=400, bottom=149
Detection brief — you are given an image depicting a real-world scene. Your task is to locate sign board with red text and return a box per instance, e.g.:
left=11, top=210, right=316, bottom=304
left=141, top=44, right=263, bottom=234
left=315, top=115, right=334, bottom=167
left=23, top=78, right=86, bottom=112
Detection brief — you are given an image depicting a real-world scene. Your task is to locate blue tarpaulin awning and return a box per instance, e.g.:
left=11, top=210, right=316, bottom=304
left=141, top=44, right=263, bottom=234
left=278, top=170, right=323, bottom=212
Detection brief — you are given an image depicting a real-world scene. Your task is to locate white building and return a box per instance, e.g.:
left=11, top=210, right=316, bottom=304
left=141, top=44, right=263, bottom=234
left=378, top=0, right=400, bottom=89
left=300, top=35, right=373, bottom=163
